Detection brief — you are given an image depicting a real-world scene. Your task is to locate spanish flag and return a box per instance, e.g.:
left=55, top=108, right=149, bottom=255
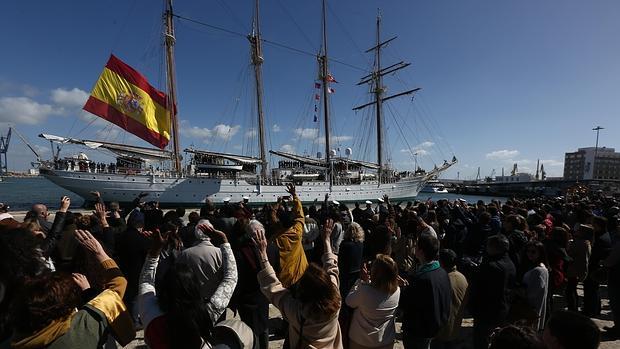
left=83, top=55, right=171, bottom=149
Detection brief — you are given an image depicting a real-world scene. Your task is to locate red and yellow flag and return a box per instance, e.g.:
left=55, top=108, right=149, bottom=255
left=83, top=55, right=171, bottom=149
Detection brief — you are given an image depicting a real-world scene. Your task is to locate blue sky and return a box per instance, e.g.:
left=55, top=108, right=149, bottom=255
left=1, top=0, right=619, bottom=179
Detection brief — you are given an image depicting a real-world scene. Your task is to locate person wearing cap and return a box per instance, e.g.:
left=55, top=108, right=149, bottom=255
left=364, top=201, right=374, bottom=221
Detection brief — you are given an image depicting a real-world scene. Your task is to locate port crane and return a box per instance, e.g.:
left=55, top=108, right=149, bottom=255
left=0, top=128, right=11, bottom=175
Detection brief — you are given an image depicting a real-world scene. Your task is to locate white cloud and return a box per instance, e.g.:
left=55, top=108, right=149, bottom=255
left=245, top=128, right=257, bottom=137
left=180, top=121, right=240, bottom=142
left=486, top=149, right=520, bottom=160
left=183, top=125, right=212, bottom=139
left=541, top=159, right=564, bottom=167
left=272, top=124, right=281, bottom=133
left=401, top=148, right=429, bottom=156
left=416, top=141, right=435, bottom=148
left=314, top=135, right=353, bottom=144
left=51, top=88, right=89, bottom=108
left=95, top=127, right=121, bottom=140
left=0, top=97, right=58, bottom=125
left=294, top=128, right=319, bottom=139
left=280, top=144, right=295, bottom=153
left=0, top=79, right=39, bottom=97
left=212, top=124, right=240, bottom=140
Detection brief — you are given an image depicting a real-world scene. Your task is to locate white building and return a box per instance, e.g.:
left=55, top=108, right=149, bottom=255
left=564, top=147, right=620, bottom=180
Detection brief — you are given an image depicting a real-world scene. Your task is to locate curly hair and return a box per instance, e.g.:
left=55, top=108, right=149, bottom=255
left=12, top=271, right=81, bottom=334
left=344, top=222, right=364, bottom=242
left=295, top=263, right=341, bottom=320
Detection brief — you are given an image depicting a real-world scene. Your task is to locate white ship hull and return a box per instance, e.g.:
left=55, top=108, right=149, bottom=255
left=40, top=168, right=429, bottom=206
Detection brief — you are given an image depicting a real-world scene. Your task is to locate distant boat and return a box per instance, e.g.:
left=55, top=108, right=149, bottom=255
left=420, top=179, right=448, bottom=194
left=38, top=0, right=456, bottom=206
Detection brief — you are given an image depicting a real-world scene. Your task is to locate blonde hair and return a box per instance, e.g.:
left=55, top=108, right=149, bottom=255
left=345, top=222, right=365, bottom=242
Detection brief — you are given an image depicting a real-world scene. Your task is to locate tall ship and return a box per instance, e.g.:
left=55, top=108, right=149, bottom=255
left=38, top=0, right=456, bottom=207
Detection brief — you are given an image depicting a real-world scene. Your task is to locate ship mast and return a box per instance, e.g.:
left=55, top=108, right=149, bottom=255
left=164, top=0, right=181, bottom=172
left=320, top=0, right=332, bottom=183
left=353, top=11, right=420, bottom=184
left=374, top=15, right=384, bottom=182
left=248, top=0, right=268, bottom=179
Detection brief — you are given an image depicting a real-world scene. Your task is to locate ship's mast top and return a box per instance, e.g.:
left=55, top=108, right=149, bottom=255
left=353, top=11, right=420, bottom=184
left=320, top=0, right=332, bottom=184
left=164, top=0, right=181, bottom=173
left=248, top=0, right=268, bottom=179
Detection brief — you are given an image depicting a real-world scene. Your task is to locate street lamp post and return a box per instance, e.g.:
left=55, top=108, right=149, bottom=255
left=592, top=126, right=604, bottom=179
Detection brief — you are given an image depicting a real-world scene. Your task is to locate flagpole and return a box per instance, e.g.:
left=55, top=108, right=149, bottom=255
left=165, top=0, right=181, bottom=173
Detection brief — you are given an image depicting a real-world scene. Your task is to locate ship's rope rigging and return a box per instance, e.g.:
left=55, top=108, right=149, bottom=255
left=171, top=13, right=369, bottom=74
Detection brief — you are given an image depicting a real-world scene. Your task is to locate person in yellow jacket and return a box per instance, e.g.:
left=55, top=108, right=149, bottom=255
left=270, top=183, right=308, bottom=288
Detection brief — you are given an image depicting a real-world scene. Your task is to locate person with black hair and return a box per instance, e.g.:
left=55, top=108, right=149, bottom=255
left=543, top=310, right=600, bottom=349
left=139, top=224, right=237, bottom=349
left=469, top=234, right=516, bottom=349
left=583, top=215, right=612, bottom=316
left=433, top=249, right=468, bottom=349
left=399, top=234, right=451, bottom=349
left=603, top=215, right=620, bottom=338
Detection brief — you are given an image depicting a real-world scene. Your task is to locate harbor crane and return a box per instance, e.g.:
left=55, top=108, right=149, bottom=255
left=0, top=128, right=11, bottom=175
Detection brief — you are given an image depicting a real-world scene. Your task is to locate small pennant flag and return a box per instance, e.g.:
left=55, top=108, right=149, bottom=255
left=314, top=105, right=318, bottom=112
left=326, top=74, right=338, bottom=83
left=328, top=87, right=335, bottom=94
left=315, top=94, right=320, bottom=100
left=314, top=115, right=318, bottom=122
left=315, top=82, right=321, bottom=89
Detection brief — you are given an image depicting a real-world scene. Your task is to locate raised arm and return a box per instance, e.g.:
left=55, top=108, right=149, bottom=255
left=253, top=227, right=300, bottom=322
left=206, top=242, right=237, bottom=323
left=195, top=224, right=238, bottom=323
left=75, top=229, right=127, bottom=297
left=321, top=219, right=339, bottom=286
left=40, top=196, right=71, bottom=257
left=288, top=183, right=305, bottom=227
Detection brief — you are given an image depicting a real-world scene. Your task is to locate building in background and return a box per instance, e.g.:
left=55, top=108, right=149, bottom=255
left=564, top=147, right=620, bottom=180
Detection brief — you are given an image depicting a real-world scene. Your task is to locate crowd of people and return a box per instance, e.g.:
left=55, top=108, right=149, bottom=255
left=0, top=185, right=618, bottom=349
